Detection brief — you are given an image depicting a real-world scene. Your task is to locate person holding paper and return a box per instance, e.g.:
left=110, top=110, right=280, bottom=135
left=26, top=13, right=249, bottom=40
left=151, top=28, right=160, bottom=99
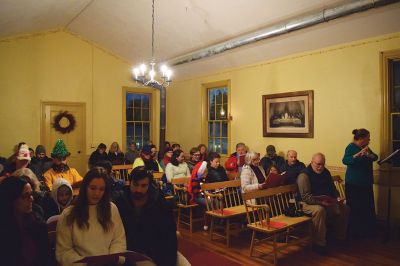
left=114, top=167, right=177, bottom=266
left=282, top=150, right=306, bottom=184
left=56, top=167, right=126, bottom=266
left=342, top=128, right=378, bottom=238
left=225, top=142, right=247, bottom=179
left=297, top=153, right=349, bottom=255
left=241, top=151, right=268, bottom=193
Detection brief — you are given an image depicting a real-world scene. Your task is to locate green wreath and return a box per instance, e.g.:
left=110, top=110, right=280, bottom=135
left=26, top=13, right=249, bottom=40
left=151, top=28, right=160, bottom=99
left=53, top=111, right=76, bottom=134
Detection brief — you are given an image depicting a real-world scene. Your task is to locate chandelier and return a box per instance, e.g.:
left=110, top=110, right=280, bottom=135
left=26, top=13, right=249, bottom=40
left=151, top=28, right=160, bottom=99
left=132, top=0, right=172, bottom=87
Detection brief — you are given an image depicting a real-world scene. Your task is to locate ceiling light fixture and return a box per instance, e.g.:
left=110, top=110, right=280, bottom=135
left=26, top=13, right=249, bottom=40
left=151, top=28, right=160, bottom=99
left=132, top=0, right=172, bottom=87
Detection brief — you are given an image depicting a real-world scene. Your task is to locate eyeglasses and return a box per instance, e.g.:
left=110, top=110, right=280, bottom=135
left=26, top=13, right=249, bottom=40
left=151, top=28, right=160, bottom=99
left=312, top=161, right=325, bottom=167
left=193, top=153, right=201, bottom=157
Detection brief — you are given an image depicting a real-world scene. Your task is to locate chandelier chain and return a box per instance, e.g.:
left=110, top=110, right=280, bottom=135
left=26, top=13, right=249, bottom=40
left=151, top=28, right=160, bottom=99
left=151, top=0, right=155, bottom=59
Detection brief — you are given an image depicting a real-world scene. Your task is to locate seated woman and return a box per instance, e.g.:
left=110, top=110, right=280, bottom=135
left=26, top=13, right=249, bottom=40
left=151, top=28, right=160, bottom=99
left=197, top=144, right=208, bottom=161
left=41, top=178, right=73, bottom=220
left=0, top=176, right=52, bottom=266
left=186, top=147, right=201, bottom=173
left=205, top=152, right=228, bottom=183
left=165, top=149, right=191, bottom=183
left=159, top=147, right=173, bottom=171
left=241, top=151, right=268, bottom=193
left=56, top=167, right=126, bottom=266
left=268, top=165, right=280, bottom=175
left=107, top=142, right=125, bottom=165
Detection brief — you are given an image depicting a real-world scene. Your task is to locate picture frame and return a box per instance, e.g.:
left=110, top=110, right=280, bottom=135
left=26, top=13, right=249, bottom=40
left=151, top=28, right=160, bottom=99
left=262, top=90, right=314, bottom=138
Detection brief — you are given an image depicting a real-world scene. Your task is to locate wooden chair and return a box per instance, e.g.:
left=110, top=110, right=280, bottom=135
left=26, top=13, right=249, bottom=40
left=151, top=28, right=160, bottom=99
left=243, top=184, right=312, bottom=265
left=112, top=165, right=132, bottom=182
left=153, top=171, right=164, bottom=182
left=201, top=180, right=247, bottom=247
left=332, top=175, right=345, bottom=199
left=172, top=177, right=203, bottom=234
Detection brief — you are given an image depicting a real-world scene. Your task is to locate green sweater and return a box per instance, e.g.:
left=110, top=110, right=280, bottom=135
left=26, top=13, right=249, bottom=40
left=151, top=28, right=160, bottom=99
left=342, top=143, right=378, bottom=186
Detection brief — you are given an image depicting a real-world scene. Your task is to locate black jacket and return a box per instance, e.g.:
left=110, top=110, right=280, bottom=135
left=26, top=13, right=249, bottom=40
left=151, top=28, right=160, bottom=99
left=206, top=165, right=229, bottom=183
left=260, top=155, right=286, bottom=173
left=114, top=186, right=177, bottom=266
left=0, top=214, right=52, bottom=266
left=88, top=150, right=109, bottom=167
left=282, top=160, right=306, bottom=184
left=107, top=152, right=125, bottom=165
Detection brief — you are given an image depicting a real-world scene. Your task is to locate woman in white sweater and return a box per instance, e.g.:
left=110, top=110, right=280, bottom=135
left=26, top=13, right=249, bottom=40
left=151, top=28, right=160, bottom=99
left=56, top=167, right=126, bottom=266
left=165, top=149, right=191, bottom=183
left=240, top=151, right=268, bottom=193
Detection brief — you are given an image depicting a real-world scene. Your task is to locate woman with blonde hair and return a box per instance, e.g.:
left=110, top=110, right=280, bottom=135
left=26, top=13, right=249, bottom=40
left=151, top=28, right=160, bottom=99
left=13, top=167, right=41, bottom=192
left=107, top=142, right=125, bottom=165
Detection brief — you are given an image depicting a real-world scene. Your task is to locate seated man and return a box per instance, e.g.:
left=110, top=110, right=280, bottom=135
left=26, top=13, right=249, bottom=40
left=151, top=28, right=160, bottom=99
left=30, top=145, right=53, bottom=179
left=225, top=142, right=247, bottom=179
left=43, top=139, right=83, bottom=190
left=114, top=167, right=177, bottom=266
left=282, top=150, right=306, bottom=184
left=297, top=153, right=349, bottom=255
left=260, top=145, right=285, bottom=173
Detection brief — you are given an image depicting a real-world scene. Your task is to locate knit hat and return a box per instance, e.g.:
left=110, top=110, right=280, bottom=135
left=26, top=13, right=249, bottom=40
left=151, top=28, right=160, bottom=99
left=17, top=144, right=31, bottom=161
left=35, top=145, right=46, bottom=155
left=141, top=145, right=153, bottom=155
left=51, top=139, right=71, bottom=158
left=197, top=161, right=208, bottom=178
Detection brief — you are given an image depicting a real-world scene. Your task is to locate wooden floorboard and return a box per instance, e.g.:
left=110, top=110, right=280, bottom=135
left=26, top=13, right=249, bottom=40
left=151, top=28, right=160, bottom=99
left=178, top=224, right=400, bottom=266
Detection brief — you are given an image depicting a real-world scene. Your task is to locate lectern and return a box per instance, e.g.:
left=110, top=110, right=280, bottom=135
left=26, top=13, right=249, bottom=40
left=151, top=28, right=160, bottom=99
left=378, top=149, right=400, bottom=242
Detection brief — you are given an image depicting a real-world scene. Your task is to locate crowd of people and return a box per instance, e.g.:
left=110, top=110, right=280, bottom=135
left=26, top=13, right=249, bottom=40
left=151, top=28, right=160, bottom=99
left=0, top=128, right=378, bottom=265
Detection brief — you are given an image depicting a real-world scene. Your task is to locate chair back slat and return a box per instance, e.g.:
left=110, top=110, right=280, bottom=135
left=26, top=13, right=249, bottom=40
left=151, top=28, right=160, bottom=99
left=172, top=177, right=191, bottom=206
left=243, top=184, right=298, bottom=217
left=112, top=165, right=132, bottom=182
left=332, top=175, right=346, bottom=199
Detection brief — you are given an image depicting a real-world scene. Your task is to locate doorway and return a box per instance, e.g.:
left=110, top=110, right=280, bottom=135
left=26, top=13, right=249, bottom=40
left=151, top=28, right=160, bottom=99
left=41, top=102, right=87, bottom=175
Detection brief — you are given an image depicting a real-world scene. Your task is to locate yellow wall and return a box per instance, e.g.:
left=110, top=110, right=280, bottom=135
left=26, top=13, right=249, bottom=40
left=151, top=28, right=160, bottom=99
left=167, top=33, right=400, bottom=168
left=0, top=30, right=159, bottom=156
left=166, top=33, right=400, bottom=220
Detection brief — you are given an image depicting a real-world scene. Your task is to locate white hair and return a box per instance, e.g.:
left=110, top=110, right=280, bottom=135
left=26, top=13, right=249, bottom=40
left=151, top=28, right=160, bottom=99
left=245, top=151, right=259, bottom=165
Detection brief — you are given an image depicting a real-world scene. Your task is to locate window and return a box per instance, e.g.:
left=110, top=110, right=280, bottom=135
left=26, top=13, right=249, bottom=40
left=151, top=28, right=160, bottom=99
left=125, top=93, right=151, bottom=149
left=389, top=59, right=400, bottom=166
left=207, top=85, right=229, bottom=155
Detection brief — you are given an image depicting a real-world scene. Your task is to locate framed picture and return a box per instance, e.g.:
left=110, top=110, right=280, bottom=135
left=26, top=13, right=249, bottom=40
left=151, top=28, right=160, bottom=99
left=262, top=90, right=314, bottom=138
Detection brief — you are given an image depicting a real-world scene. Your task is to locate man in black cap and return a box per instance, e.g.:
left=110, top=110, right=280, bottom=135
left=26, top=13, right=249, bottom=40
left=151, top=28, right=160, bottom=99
left=260, top=145, right=285, bottom=173
left=132, top=144, right=163, bottom=172
left=30, top=144, right=53, bottom=176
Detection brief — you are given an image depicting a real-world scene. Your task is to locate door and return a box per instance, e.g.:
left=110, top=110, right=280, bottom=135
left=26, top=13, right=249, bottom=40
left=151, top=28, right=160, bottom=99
left=41, top=102, right=86, bottom=175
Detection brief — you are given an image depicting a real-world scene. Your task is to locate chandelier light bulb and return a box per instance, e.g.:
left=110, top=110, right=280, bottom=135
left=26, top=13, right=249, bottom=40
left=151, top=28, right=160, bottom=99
left=140, top=64, right=147, bottom=76
left=160, top=65, right=167, bottom=77
left=220, top=108, right=225, bottom=116
left=149, top=69, right=155, bottom=81
left=133, top=68, right=140, bottom=79
left=166, top=69, right=172, bottom=81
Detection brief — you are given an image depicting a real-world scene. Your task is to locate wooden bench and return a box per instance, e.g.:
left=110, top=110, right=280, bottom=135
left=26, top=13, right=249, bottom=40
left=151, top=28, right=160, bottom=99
left=201, top=180, right=247, bottom=247
left=243, top=184, right=312, bottom=265
left=172, top=177, right=203, bottom=234
left=332, top=175, right=345, bottom=199
left=112, top=165, right=132, bottom=182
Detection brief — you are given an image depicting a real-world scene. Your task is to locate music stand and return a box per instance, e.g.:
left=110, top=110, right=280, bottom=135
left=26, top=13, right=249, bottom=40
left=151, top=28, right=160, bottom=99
left=378, top=149, right=400, bottom=242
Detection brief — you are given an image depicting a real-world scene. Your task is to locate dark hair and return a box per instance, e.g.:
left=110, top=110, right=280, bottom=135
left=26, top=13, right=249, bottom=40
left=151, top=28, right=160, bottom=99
left=0, top=176, right=29, bottom=215
left=189, top=147, right=200, bottom=156
left=197, top=144, right=208, bottom=153
left=165, top=141, right=171, bottom=147
left=150, top=144, right=157, bottom=150
left=352, top=128, right=370, bottom=140
left=97, top=143, right=107, bottom=150
left=129, top=166, right=153, bottom=183
left=267, top=165, right=280, bottom=174
left=171, top=143, right=181, bottom=149
left=66, top=167, right=112, bottom=232
left=93, top=160, right=113, bottom=175
left=170, top=149, right=184, bottom=166
left=207, top=152, right=221, bottom=162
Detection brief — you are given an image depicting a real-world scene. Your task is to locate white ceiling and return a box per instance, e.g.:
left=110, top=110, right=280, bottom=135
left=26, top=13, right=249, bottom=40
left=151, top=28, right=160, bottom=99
left=1, top=0, right=400, bottom=80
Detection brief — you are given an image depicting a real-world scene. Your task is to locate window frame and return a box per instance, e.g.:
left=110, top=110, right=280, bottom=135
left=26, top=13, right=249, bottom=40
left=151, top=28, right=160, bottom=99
left=380, top=49, right=400, bottom=169
left=122, top=87, right=159, bottom=152
left=202, top=80, right=231, bottom=156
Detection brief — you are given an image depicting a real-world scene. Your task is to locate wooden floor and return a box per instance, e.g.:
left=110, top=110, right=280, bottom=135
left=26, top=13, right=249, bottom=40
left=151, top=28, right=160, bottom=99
left=178, top=223, right=400, bottom=266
